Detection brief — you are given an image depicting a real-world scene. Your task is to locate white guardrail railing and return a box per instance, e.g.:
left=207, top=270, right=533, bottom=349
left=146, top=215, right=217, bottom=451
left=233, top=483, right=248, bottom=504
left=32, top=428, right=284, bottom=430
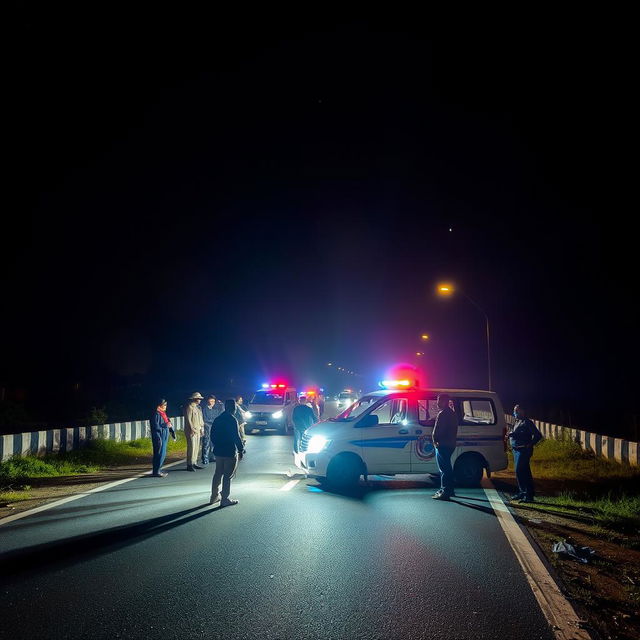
left=505, top=415, right=639, bottom=467
left=1, top=415, right=638, bottom=467
left=0, top=416, right=185, bottom=462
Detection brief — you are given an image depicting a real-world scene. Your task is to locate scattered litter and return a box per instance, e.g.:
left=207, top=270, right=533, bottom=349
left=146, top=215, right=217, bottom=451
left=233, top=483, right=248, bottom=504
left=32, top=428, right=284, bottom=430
left=552, top=540, right=596, bottom=564
left=528, top=518, right=543, bottom=524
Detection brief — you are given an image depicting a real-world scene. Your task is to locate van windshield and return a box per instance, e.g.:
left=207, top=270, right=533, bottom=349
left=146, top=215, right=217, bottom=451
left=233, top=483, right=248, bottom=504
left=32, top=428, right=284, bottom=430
left=332, top=395, right=381, bottom=421
left=251, top=391, right=285, bottom=405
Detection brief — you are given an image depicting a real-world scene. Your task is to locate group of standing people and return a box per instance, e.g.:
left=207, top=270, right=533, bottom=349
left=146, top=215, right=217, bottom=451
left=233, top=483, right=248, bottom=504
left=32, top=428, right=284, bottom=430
left=152, top=391, right=542, bottom=507
left=151, top=392, right=248, bottom=507
left=430, top=393, right=543, bottom=502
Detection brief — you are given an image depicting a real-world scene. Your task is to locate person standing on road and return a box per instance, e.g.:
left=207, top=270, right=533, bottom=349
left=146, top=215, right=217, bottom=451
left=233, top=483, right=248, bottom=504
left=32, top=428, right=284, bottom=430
left=150, top=399, right=173, bottom=477
left=508, top=404, right=543, bottom=503
left=308, top=395, right=320, bottom=421
left=432, top=393, right=459, bottom=501
left=201, top=394, right=222, bottom=466
left=184, top=392, right=205, bottom=472
left=292, top=396, right=317, bottom=453
left=317, top=392, right=325, bottom=418
left=235, top=395, right=248, bottom=444
left=210, top=398, right=245, bottom=507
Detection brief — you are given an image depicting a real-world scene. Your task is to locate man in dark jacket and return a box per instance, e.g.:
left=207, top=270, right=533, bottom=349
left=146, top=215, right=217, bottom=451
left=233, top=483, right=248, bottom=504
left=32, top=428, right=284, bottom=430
left=210, top=399, right=245, bottom=507
left=431, top=394, right=459, bottom=500
left=201, top=394, right=223, bottom=465
left=508, top=404, right=543, bottom=503
left=292, top=396, right=317, bottom=453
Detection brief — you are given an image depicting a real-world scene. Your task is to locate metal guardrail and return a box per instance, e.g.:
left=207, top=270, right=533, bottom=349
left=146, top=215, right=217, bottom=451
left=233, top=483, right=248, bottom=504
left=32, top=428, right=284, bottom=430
left=505, top=415, right=639, bottom=467
left=0, top=416, right=185, bottom=462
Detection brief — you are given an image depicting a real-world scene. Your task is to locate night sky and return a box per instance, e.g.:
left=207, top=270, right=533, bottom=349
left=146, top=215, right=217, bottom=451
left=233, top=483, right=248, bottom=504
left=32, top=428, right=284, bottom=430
left=3, top=8, right=637, bottom=435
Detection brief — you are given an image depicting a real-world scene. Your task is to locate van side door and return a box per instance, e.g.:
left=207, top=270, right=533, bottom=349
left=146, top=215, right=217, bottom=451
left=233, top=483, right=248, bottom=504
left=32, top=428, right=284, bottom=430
left=410, top=396, right=440, bottom=473
left=357, top=396, right=412, bottom=475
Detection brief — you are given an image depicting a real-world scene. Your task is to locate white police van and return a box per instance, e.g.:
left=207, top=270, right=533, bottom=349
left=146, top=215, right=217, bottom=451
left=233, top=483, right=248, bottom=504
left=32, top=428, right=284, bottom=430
left=245, top=383, right=297, bottom=434
left=294, top=383, right=508, bottom=488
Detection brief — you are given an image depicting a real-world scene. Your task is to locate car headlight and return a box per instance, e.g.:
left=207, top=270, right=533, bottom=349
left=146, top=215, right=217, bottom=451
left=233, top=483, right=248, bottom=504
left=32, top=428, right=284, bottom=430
left=307, top=435, right=330, bottom=453
left=272, top=410, right=283, bottom=419
left=244, top=411, right=253, bottom=420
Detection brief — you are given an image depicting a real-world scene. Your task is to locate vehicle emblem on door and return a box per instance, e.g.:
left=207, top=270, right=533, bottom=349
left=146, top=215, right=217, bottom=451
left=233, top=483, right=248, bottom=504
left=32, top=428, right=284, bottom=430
left=415, top=435, right=435, bottom=460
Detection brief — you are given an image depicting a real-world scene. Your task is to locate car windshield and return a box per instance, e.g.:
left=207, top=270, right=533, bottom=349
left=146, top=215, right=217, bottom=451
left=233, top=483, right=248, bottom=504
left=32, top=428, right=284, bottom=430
left=250, top=391, right=285, bottom=405
left=332, top=395, right=381, bottom=421
left=338, top=392, right=354, bottom=399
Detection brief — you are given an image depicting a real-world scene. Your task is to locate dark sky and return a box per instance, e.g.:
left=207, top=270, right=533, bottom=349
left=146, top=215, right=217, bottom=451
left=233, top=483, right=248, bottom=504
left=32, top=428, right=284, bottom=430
left=3, top=7, right=637, bottom=429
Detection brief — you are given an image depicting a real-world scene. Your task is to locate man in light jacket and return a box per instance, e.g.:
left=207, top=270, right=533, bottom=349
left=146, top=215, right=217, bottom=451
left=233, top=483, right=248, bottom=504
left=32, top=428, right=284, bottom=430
left=184, top=392, right=205, bottom=471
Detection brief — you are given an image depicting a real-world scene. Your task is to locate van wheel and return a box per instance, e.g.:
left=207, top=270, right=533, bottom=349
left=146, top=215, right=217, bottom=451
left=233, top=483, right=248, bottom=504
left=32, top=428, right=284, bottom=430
left=326, top=453, right=363, bottom=489
left=454, top=454, right=485, bottom=487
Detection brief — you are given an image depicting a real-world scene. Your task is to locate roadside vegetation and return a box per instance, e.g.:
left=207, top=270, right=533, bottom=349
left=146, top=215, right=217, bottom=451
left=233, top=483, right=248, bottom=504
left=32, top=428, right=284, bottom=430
left=506, top=435, right=640, bottom=531
left=498, top=437, right=640, bottom=640
left=0, top=432, right=187, bottom=496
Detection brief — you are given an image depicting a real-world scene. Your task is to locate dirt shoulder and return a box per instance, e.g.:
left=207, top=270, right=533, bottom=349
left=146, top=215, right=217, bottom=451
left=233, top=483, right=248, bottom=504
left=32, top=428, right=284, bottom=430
left=0, top=452, right=186, bottom=521
left=492, top=472, right=640, bottom=640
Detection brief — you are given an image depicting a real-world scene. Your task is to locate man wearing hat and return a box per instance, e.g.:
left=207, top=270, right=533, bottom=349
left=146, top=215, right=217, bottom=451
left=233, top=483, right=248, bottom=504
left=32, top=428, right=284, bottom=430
left=184, top=392, right=205, bottom=471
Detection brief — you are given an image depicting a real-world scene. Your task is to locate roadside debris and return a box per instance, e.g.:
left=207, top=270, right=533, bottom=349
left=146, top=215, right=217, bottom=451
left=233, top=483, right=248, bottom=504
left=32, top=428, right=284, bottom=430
left=552, top=540, right=596, bottom=564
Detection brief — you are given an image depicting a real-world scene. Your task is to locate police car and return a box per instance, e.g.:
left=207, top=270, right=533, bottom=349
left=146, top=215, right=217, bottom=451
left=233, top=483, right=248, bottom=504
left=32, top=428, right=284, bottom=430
left=336, top=389, right=358, bottom=409
left=294, top=380, right=508, bottom=488
left=245, top=383, right=297, bottom=434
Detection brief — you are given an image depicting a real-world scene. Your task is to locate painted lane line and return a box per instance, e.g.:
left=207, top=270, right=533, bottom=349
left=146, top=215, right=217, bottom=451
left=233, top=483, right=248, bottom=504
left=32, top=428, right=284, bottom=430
left=483, top=479, right=590, bottom=640
left=0, top=459, right=186, bottom=528
left=280, top=479, right=300, bottom=491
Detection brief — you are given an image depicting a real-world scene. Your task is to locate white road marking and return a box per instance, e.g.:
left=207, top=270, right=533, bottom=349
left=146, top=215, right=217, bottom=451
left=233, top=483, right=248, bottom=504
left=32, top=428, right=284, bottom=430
left=483, top=479, right=590, bottom=640
left=0, top=459, right=186, bottom=528
left=280, top=479, right=300, bottom=491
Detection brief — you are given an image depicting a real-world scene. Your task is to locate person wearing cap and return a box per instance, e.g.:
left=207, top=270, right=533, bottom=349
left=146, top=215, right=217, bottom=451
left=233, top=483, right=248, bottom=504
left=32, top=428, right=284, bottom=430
left=150, top=399, right=173, bottom=477
left=184, top=392, right=205, bottom=471
left=432, top=393, right=459, bottom=500
left=201, top=394, right=223, bottom=465
left=210, top=398, right=245, bottom=507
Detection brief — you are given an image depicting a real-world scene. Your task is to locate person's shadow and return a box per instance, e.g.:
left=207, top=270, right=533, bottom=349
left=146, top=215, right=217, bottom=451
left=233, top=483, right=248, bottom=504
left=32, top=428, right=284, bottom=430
left=0, top=503, right=214, bottom=579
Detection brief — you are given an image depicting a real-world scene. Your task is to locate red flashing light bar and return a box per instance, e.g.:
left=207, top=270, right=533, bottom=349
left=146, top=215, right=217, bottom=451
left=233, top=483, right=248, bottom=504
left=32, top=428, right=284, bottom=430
left=380, top=379, right=416, bottom=389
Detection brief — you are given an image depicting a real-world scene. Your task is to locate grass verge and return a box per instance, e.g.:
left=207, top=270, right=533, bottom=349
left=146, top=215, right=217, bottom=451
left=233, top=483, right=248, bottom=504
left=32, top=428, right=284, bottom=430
left=497, top=437, right=640, bottom=640
left=0, top=432, right=187, bottom=486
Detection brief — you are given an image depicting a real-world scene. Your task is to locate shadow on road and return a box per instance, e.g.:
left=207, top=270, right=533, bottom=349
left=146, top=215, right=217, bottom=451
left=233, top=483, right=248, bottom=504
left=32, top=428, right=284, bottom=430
left=0, top=503, right=214, bottom=578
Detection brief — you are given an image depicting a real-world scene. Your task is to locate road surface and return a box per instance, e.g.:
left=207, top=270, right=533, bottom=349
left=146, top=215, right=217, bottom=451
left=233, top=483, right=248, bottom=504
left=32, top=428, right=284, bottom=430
left=0, top=404, right=555, bottom=640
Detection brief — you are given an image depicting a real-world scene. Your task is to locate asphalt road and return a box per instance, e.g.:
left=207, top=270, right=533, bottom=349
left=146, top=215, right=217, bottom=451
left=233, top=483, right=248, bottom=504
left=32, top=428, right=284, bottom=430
left=0, top=406, right=555, bottom=640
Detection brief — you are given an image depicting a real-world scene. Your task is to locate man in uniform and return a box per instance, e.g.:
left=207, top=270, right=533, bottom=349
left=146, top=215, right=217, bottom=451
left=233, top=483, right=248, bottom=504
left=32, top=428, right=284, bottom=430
left=184, top=392, right=205, bottom=471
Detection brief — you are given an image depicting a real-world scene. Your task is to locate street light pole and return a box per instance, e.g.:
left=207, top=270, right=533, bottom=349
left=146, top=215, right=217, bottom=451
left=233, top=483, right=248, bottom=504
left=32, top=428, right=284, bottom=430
left=461, top=292, right=491, bottom=391
left=437, top=284, right=492, bottom=391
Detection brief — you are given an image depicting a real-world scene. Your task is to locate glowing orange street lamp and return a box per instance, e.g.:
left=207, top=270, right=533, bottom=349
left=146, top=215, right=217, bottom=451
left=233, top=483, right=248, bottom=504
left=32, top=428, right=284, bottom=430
left=436, top=282, right=492, bottom=391
left=420, top=333, right=430, bottom=341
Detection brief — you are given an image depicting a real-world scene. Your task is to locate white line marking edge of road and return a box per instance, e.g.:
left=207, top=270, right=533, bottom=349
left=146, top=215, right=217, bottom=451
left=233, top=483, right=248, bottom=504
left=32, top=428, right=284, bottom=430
left=0, top=458, right=186, bottom=528
left=482, top=478, right=591, bottom=640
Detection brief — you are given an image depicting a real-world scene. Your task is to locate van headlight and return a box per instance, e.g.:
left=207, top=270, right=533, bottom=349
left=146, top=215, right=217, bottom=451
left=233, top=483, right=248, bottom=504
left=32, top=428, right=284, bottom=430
left=272, top=410, right=283, bottom=419
left=244, top=411, right=253, bottom=420
left=307, top=435, right=330, bottom=453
